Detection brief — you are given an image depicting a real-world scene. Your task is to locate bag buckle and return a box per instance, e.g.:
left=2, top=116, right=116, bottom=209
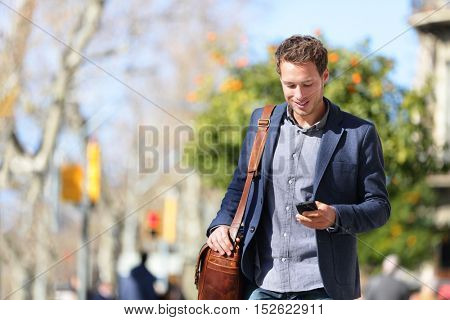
left=258, top=119, right=270, bottom=128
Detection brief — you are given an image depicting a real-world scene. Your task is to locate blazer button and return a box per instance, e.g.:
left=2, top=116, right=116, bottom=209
left=250, top=226, right=255, bottom=233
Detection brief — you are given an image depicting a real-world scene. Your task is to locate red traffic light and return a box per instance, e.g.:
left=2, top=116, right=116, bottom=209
left=147, top=211, right=160, bottom=230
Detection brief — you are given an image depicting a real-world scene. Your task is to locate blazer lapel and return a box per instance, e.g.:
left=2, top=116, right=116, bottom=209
left=313, top=102, right=344, bottom=196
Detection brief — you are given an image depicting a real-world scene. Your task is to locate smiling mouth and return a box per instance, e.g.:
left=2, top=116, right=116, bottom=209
left=293, top=100, right=309, bottom=107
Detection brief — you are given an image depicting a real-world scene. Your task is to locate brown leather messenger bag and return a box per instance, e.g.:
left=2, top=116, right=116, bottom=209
left=195, top=104, right=276, bottom=300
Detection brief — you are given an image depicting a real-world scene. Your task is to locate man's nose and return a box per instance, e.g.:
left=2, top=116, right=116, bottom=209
left=293, top=86, right=303, bottom=99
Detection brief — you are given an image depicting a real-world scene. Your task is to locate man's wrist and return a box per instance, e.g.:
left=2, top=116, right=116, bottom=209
left=326, top=206, right=339, bottom=232
left=207, top=224, right=228, bottom=236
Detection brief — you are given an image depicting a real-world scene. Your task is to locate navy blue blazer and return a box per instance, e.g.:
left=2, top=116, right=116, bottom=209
left=208, top=100, right=391, bottom=299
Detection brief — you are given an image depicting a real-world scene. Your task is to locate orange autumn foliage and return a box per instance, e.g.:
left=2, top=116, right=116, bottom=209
left=328, top=52, right=339, bottom=63
left=352, top=72, right=362, bottom=84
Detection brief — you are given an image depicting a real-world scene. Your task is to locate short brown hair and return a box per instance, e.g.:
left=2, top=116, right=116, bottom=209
left=275, top=35, right=328, bottom=75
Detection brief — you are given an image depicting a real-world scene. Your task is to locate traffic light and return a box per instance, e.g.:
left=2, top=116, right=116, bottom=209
left=86, top=140, right=101, bottom=204
left=146, top=210, right=161, bottom=236
left=60, top=164, right=83, bottom=203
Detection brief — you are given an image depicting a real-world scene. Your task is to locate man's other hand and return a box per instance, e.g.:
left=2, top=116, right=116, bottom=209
left=207, top=225, right=235, bottom=256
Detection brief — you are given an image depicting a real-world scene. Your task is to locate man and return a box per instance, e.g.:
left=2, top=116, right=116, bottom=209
left=206, top=35, right=390, bottom=300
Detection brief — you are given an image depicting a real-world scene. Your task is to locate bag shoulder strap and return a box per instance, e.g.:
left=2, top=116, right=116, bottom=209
left=229, top=104, right=276, bottom=242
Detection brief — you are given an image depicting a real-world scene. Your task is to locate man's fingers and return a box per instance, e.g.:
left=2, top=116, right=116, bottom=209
left=217, top=234, right=232, bottom=256
left=207, top=226, right=237, bottom=256
left=207, top=236, right=220, bottom=253
left=302, top=211, right=319, bottom=218
left=213, top=237, right=226, bottom=255
left=298, top=214, right=312, bottom=221
left=222, top=229, right=235, bottom=255
left=207, top=236, right=216, bottom=251
left=296, top=213, right=328, bottom=229
left=296, top=214, right=312, bottom=223
left=208, top=227, right=229, bottom=255
left=220, top=231, right=233, bottom=251
left=218, top=239, right=231, bottom=256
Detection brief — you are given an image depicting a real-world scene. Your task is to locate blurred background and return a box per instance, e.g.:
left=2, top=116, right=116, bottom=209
left=0, top=0, right=449, bottom=300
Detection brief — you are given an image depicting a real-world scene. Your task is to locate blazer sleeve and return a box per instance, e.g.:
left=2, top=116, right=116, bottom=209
left=206, top=108, right=260, bottom=236
left=332, top=124, right=391, bottom=234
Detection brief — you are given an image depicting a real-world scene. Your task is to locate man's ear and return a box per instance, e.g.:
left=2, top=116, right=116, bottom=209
left=322, top=68, right=329, bottom=84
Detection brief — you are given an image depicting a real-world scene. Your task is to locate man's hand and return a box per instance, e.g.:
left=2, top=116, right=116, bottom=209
left=207, top=225, right=236, bottom=256
left=296, top=201, right=336, bottom=229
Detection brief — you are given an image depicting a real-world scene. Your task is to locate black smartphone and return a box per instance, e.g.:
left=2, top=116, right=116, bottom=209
left=296, top=200, right=318, bottom=215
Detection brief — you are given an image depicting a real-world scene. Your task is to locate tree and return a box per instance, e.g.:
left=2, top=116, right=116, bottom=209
left=0, top=0, right=247, bottom=299
left=184, top=38, right=446, bottom=269
left=0, top=0, right=105, bottom=299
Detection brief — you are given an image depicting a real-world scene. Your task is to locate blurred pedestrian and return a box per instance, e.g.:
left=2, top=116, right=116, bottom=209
left=364, top=254, right=412, bottom=300
left=88, top=281, right=115, bottom=300
left=409, top=263, right=438, bottom=300
left=130, top=251, right=160, bottom=299
left=118, top=251, right=160, bottom=300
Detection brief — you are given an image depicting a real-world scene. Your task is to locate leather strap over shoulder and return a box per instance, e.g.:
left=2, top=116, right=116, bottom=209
left=229, top=104, right=276, bottom=242
left=247, top=105, right=273, bottom=174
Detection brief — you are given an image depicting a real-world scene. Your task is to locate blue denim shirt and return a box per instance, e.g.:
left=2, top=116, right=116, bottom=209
left=254, top=103, right=329, bottom=292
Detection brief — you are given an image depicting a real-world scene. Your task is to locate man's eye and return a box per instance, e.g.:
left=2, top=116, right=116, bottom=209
left=303, top=83, right=312, bottom=87
left=287, top=85, right=296, bottom=89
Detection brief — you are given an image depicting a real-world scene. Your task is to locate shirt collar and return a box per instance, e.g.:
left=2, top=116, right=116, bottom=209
left=286, top=98, right=330, bottom=133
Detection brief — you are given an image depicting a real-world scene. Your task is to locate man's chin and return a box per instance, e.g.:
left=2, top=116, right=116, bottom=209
left=290, top=103, right=310, bottom=115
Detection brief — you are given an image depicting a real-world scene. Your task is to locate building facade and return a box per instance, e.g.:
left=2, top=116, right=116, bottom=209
left=410, top=0, right=450, bottom=279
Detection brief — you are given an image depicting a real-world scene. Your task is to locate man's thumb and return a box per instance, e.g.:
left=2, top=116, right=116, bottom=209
left=315, top=200, right=325, bottom=208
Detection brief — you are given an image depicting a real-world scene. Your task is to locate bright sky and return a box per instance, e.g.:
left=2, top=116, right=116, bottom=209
left=0, top=0, right=423, bottom=159
left=243, top=0, right=418, bottom=88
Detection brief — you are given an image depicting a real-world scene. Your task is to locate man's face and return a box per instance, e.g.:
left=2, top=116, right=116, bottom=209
left=279, top=61, right=329, bottom=125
